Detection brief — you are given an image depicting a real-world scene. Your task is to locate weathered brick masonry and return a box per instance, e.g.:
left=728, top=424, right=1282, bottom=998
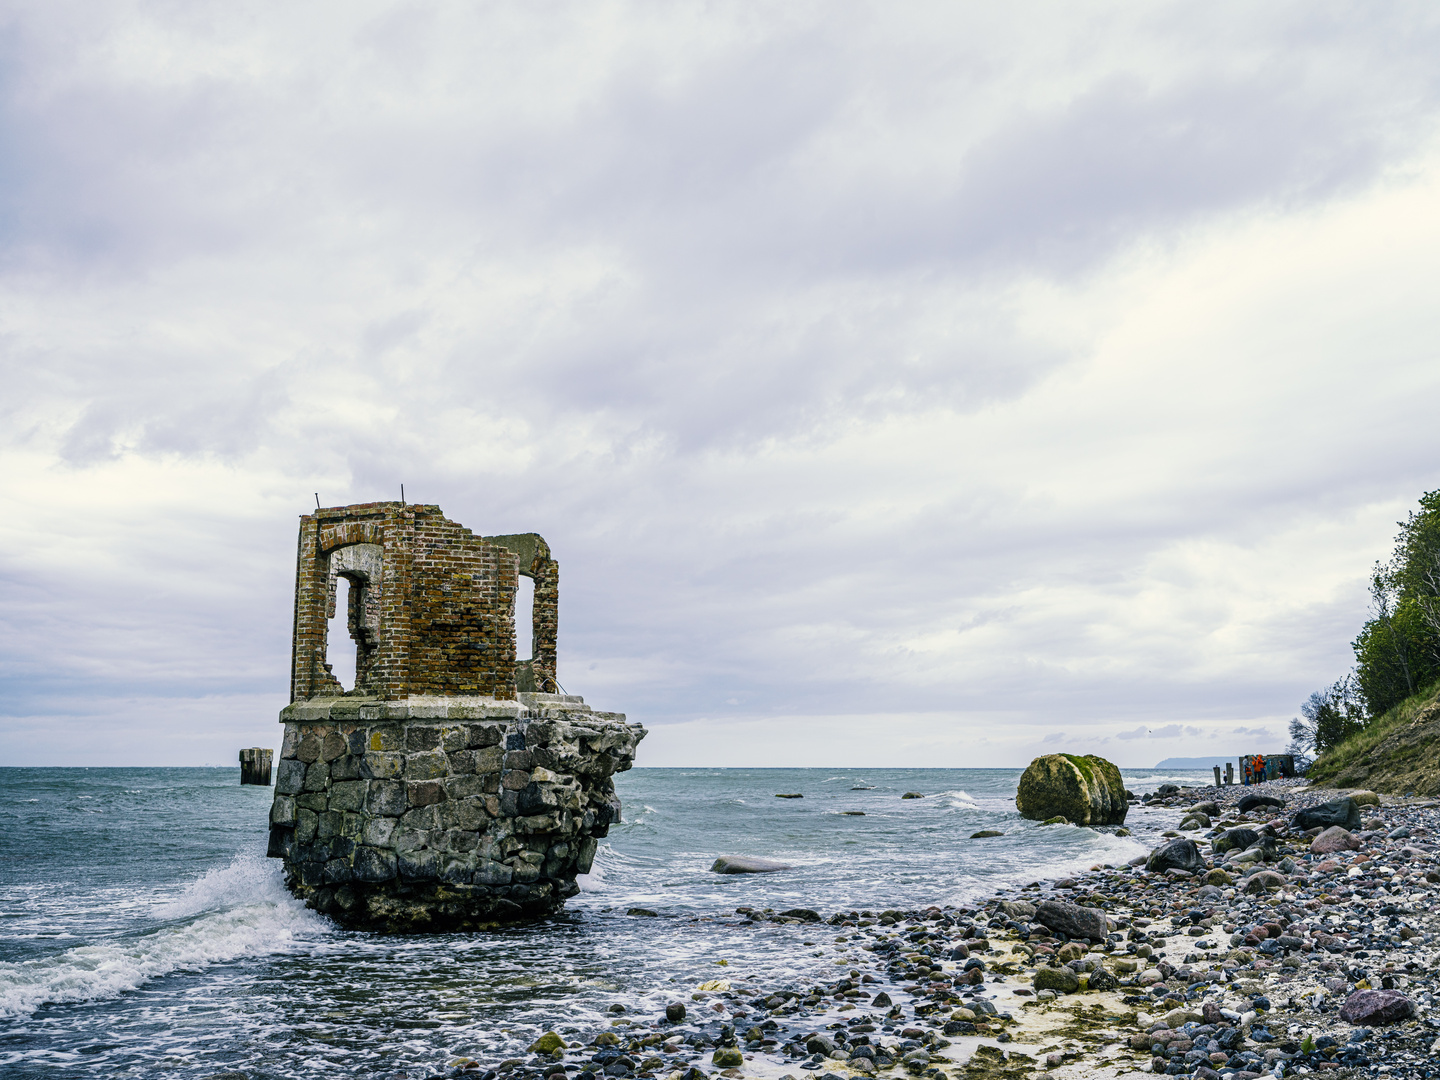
left=268, top=502, right=642, bottom=931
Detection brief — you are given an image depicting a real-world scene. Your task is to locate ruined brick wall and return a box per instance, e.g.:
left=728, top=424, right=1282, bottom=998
left=405, top=511, right=516, bottom=697
left=290, top=503, right=549, bottom=703
left=484, top=533, right=558, bottom=693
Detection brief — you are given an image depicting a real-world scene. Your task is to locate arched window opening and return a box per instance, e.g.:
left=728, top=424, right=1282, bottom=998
left=516, top=574, right=535, bottom=660
left=327, top=575, right=357, bottom=691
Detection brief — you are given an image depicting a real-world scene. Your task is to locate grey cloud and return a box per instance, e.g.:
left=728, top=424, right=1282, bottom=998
left=2, top=3, right=1439, bottom=763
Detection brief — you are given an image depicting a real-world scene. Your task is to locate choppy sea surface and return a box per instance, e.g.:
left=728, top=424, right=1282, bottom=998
left=0, top=766, right=1201, bottom=1079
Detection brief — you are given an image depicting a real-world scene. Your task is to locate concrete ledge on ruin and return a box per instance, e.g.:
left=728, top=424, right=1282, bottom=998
left=518, top=692, right=592, bottom=713
left=281, top=695, right=529, bottom=723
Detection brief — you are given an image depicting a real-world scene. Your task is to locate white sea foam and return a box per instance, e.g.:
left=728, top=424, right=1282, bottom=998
left=151, top=850, right=293, bottom=920
left=0, top=853, right=325, bottom=1019
left=576, top=843, right=615, bottom=891
left=936, top=789, right=978, bottom=805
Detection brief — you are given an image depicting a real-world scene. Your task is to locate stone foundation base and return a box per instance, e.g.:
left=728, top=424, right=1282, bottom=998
left=294, top=877, right=578, bottom=933
left=267, top=692, right=643, bottom=932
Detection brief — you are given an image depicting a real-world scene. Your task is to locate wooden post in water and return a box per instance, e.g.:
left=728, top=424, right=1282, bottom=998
left=1224, top=762, right=1234, bottom=785
left=240, top=747, right=273, bottom=786
left=1213, top=765, right=1222, bottom=787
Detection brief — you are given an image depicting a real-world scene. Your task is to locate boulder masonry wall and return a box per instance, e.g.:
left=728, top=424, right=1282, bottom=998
left=268, top=693, right=641, bottom=931
left=266, top=502, right=644, bottom=931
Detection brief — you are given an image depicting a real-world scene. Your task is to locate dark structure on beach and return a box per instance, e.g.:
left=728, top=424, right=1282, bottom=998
left=266, top=501, right=644, bottom=931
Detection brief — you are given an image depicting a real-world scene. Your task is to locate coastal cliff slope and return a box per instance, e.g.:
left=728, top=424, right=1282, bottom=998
left=1308, top=681, right=1440, bottom=794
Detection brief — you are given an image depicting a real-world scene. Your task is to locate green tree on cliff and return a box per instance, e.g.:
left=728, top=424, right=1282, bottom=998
left=1287, top=675, right=1366, bottom=757
left=1352, top=490, right=1440, bottom=715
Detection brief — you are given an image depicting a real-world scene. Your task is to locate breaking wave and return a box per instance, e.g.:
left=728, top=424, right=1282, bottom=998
left=0, top=853, right=324, bottom=1019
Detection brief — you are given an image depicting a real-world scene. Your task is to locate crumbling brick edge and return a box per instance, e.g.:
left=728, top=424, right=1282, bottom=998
left=267, top=693, right=645, bottom=932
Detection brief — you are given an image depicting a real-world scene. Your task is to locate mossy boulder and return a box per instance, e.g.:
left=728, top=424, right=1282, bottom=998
left=529, top=1032, right=564, bottom=1054
left=1015, top=754, right=1128, bottom=826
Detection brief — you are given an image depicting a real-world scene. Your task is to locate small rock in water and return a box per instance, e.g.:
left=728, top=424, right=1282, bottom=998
left=775, top=793, right=803, bottom=799
left=710, top=856, right=791, bottom=874
left=901, top=792, right=924, bottom=799
left=665, top=1002, right=687, bottom=1022
left=970, top=830, right=1003, bottom=838
left=776, top=908, right=822, bottom=922
left=627, top=907, right=658, bottom=917
left=529, top=1033, right=565, bottom=1055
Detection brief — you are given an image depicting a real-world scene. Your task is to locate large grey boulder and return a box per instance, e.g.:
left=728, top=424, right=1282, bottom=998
left=1339, top=989, right=1415, bottom=1026
left=1033, top=899, right=1109, bottom=942
left=1311, top=827, right=1361, bottom=854
left=1293, top=797, right=1361, bottom=832
left=1147, top=838, right=1204, bottom=874
left=1237, top=793, right=1284, bottom=813
left=999, top=899, right=1037, bottom=920
left=1015, top=754, right=1128, bottom=826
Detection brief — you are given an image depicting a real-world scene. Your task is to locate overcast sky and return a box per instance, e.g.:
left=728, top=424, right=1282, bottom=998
left=3, top=2, right=1440, bottom=768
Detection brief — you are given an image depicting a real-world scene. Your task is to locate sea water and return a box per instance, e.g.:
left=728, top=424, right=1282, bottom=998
left=0, top=766, right=1202, bottom=1078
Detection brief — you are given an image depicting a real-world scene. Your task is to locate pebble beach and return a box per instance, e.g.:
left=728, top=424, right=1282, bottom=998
left=437, top=780, right=1440, bottom=1080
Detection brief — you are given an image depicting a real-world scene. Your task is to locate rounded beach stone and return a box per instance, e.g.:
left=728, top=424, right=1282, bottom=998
left=1032, top=966, right=1080, bottom=993
left=665, top=1002, right=686, bottom=1022
left=1237, top=793, right=1284, bottom=813
left=1033, top=898, right=1108, bottom=942
left=1339, top=988, right=1414, bottom=1026
left=1086, top=967, right=1120, bottom=991
left=1211, top=828, right=1259, bottom=855
left=1146, top=838, right=1203, bottom=874
left=1311, top=826, right=1361, bottom=854
left=1242, top=870, right=1287, bottom=894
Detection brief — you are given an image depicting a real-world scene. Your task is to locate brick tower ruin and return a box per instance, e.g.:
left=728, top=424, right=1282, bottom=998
left=266, top=501, right=644, bottom=931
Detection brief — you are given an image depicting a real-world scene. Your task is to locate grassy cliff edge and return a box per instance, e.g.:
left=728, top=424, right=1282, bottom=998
left=1308, top=679, right=1440, bottom=794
